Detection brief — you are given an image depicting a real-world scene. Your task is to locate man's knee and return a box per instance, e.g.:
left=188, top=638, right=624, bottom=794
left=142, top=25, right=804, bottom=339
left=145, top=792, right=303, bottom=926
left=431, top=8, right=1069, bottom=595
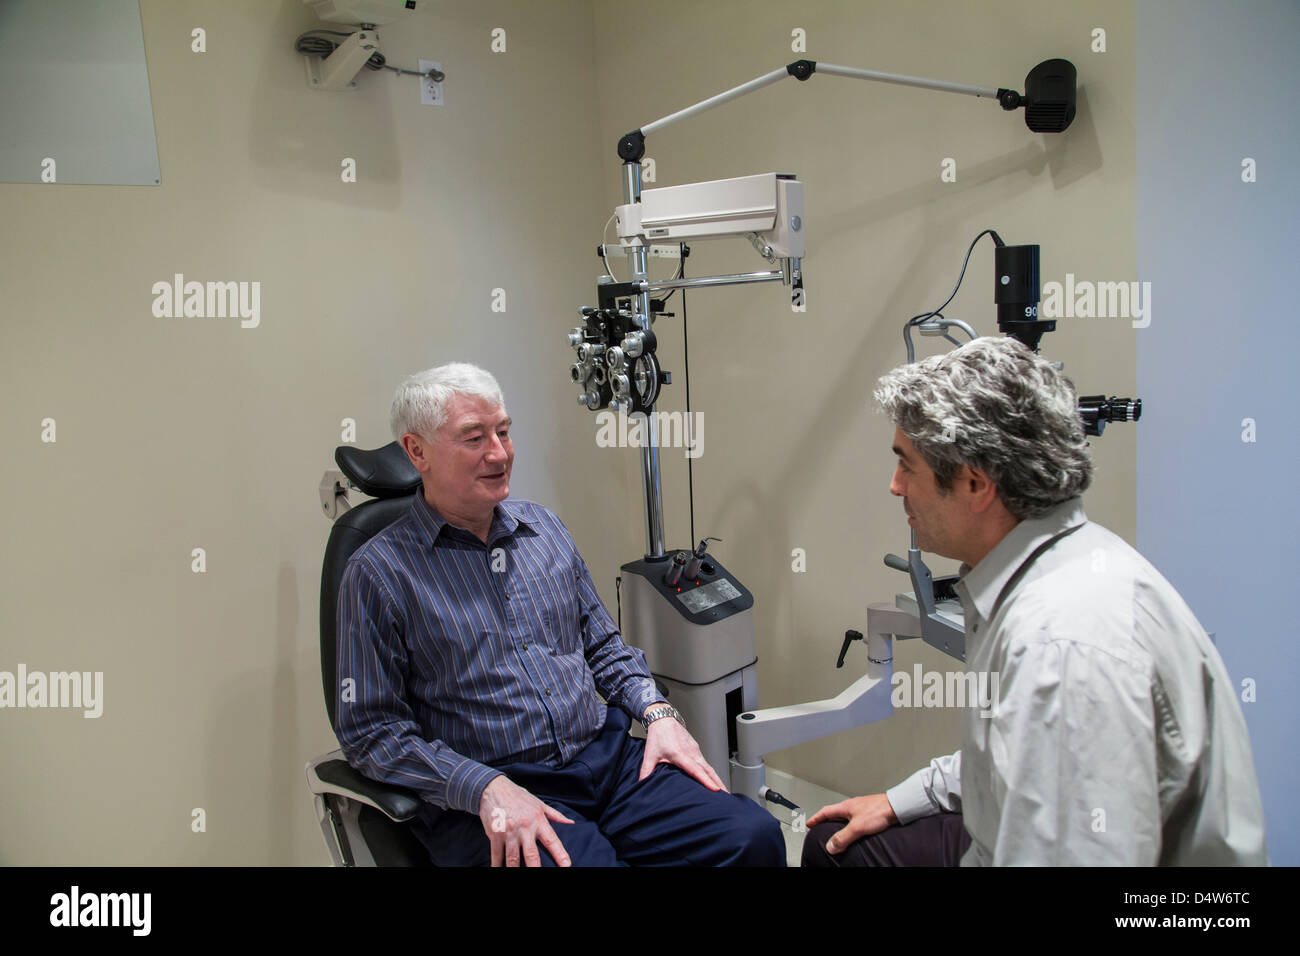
left=801, top=820, right=843, bottom=867
left=725, top=797, right=786, bottom=866
left=626, top=774, right=787, bottom=865
left=800, top=813, right=969, bottom=866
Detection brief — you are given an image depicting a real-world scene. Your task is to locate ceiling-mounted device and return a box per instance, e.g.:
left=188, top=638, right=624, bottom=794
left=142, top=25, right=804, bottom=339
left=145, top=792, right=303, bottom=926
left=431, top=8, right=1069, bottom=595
left=303, top=0, right=421, bottom=26
left=298, top=0, right=440, bottom=92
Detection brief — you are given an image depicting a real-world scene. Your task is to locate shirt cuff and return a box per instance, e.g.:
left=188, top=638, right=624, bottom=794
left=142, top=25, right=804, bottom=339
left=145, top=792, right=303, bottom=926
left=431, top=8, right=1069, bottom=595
left=621, top=679, right=665, bottom=723
left=445, top=757, right=503, bottom=814
left=886, top=766, right=942, bottom=825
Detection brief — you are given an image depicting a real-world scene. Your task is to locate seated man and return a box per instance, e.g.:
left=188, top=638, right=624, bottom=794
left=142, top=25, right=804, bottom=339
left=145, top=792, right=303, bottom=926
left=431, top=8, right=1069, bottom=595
left=336, top=362, right=784, bottom=866
left=803, top=337, right=1267, bottom=866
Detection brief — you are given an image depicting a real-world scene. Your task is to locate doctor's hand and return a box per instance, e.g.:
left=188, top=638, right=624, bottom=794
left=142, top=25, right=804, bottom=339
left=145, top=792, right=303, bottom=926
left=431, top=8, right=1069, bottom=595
left=639, top=711, right=728, bottom=792
left=807, top=794, right=899, bottom=854
left=478, top=775, right=574, bottom=867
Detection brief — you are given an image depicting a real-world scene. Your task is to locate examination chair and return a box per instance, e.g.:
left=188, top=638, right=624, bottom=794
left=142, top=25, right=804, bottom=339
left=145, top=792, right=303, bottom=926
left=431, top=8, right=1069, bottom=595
left=304, top=441, right=432, bottom=866
left=303, top=441, right=665, bottom=865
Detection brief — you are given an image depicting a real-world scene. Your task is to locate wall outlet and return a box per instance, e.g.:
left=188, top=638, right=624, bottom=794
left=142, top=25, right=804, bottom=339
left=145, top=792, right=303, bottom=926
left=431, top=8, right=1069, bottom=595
left=419, top=59, right=443, bottom=106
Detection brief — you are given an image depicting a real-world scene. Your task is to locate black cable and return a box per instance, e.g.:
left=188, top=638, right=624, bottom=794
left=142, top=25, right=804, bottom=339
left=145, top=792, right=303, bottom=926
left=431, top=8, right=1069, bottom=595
left=681, top=246, right=695, bottom=551
left=903, top=228, right=1003, bottom=354
left=615, top=575, right=622, bottom=632
left=657, top=254, right=685, bottom=305
left=294, top=29, right=444, bottom=80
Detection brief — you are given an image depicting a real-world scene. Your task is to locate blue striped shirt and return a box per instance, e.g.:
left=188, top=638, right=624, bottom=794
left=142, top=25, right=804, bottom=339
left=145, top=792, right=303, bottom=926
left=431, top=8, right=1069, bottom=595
left=335, top=494, right=662, bottom=814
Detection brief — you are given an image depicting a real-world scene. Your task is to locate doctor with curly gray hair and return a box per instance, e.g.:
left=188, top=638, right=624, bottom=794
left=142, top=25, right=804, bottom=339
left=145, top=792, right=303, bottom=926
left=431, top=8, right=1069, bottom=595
left=802, top=336, right=1267, bottom=867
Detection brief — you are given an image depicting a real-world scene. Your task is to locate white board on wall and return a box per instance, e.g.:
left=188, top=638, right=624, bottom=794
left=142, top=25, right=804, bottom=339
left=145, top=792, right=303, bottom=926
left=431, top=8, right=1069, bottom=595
left=0, top=0, right=161, bottom=185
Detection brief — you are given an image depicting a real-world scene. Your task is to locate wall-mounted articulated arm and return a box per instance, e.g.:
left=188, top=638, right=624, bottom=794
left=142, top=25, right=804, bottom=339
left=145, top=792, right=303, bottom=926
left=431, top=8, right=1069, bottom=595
left=616, top=57, right=1075, bottom=161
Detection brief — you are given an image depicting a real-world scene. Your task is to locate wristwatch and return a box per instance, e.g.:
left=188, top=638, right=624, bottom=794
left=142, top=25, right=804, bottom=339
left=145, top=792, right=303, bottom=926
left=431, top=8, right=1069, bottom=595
left=641, top=704, right=685, bottom=732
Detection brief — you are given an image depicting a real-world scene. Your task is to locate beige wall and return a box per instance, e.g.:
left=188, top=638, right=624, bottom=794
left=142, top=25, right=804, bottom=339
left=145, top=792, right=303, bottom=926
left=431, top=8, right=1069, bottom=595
left=0, top=0, right=618, bottom=865
left=0, top=0, right=1135, bottom=864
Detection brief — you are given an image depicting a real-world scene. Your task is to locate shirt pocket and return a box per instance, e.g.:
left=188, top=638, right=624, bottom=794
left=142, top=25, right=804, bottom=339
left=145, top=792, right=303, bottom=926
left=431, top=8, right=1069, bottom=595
left=533, top=560, right=581, bottom=657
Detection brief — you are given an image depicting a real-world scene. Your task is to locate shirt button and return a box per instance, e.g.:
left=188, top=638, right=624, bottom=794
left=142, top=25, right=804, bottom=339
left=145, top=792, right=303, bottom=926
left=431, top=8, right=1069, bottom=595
left=522, top=642, right=529, bottom=650
left=545, top=689, right=552, bottom=697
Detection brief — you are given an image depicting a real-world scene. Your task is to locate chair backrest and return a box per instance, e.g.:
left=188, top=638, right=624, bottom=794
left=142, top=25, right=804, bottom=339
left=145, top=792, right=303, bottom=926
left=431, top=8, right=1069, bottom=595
left=319, top=441, right=422, bottom=731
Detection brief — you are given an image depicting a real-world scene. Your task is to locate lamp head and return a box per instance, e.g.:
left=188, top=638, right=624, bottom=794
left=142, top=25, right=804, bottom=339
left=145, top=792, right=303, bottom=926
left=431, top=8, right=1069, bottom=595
left=1023, top=58, right=1076, bottom=133
left=998, top=59, right=1077, bottom=133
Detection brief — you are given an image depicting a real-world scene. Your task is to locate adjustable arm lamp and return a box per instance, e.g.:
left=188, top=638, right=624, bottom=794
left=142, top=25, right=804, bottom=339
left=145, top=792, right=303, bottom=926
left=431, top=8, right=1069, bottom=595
left=617, top=57, right=1076, bottom=163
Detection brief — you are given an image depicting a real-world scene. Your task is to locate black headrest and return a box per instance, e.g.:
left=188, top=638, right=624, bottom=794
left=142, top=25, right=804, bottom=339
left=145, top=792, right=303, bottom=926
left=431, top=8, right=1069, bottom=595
left=336, top=441, right=421, bottom=499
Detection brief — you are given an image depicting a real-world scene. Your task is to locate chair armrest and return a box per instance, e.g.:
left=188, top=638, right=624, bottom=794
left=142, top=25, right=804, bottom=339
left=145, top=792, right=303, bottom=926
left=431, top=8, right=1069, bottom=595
left=305, top=751, right=424, bottom=823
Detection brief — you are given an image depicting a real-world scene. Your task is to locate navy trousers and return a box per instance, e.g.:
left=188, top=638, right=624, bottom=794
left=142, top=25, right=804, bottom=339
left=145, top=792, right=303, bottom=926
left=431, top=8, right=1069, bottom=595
left=414, top=705, right=786, bottom=866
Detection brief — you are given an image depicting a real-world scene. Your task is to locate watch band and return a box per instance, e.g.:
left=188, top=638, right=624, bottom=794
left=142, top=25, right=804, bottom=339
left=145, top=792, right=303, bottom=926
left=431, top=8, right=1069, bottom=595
left=641, top=704, right=685, bottom=731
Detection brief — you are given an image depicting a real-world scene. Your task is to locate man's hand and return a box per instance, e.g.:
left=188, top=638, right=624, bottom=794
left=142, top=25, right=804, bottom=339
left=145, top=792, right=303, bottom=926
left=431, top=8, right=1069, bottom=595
left=638, top=710, right=728, bottom=792
left=478, top=775, right=574, bottom=867
left=806, top=794, right=899, bottom=854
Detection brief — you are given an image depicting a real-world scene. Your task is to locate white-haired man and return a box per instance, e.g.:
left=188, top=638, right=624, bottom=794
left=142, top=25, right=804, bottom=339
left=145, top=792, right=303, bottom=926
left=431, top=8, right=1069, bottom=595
left=803, top=337, right=1267, bottom=866
left=335, top=363, right=784, bottom=866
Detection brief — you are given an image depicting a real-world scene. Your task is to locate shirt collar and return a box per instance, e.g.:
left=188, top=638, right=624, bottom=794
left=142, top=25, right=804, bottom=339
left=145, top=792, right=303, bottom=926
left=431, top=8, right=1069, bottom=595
left=955, top=497, right=1088, bottom=623
left=409, top=492, right=532, bottom=549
